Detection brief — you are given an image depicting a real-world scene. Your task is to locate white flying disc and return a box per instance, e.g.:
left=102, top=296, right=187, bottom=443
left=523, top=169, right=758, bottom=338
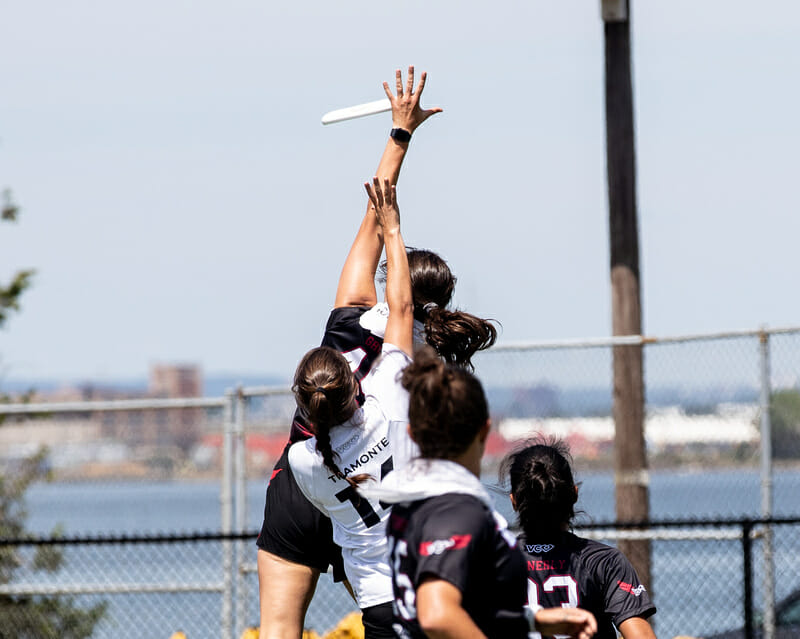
left=321, top=99, right=392, bottom=125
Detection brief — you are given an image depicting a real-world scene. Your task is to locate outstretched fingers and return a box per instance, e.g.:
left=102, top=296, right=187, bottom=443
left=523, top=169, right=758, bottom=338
left=365, top=177, right=398, bottom=230
left=383, top=66, right=443, bottom=133
left=364, top=178, right=384, bottom=210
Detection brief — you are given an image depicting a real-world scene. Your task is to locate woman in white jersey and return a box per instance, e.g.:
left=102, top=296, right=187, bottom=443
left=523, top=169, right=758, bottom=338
left=288, top=176, right=414, bottom=638
left=257, top=67, right=500, bottom=639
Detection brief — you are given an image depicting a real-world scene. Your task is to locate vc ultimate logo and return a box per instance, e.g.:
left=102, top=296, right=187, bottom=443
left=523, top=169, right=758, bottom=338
left=617, top=581, right=647, bottom=597
left=526, top=544, right=555, bottom=553
left=420, top=534, right=472, bottom=556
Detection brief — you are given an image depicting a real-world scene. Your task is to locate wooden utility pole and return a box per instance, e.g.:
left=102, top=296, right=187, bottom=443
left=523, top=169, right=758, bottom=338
left=602, top=0, right=651, bottom=587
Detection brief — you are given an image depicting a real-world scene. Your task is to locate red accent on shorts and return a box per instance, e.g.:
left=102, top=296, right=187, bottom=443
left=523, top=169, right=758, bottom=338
left=270, top=468, right=283, bottom=482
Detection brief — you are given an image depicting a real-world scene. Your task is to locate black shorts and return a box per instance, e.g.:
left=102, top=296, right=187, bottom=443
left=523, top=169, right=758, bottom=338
left=361, top=602, right=395, bottom=639
left=256, top=443, right=346, bottom=581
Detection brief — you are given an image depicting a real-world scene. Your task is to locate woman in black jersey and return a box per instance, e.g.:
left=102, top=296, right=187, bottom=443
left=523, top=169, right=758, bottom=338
left=362, top=350, right=598, bottom=639
left=501, top=437, right=657, bottom=639
left=256, top=67, right=498, bottom=639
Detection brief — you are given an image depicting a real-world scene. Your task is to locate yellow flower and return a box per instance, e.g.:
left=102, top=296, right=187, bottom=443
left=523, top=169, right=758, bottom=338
left=324, top=612, right=364, bottom=639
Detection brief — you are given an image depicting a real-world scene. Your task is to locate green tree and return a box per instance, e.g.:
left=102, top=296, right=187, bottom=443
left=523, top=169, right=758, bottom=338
left=0, top=189, right=34, bottom=329
left=1, top=194, right=107, bottom=638
left=770, top=388, right=800, bottom=459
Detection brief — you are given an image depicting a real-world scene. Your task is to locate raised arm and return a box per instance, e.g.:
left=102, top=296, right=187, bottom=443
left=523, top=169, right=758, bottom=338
left=364, top=177, right=413, bottom=356
left=334, top=66, right=442, bottom=308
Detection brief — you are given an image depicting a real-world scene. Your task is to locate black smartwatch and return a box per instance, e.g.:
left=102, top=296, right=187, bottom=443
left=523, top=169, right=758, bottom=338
left=390, top=127, right=412, bottom=143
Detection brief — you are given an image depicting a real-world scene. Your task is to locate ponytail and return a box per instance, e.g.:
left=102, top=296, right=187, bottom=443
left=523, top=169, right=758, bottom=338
left=401, top=346, right=489, bottom=459
left=293, top=347, right=366, bottom=487
left=379, top=248, right=499, bottom=369
left=500, top=436, right=580, bottom=542
left=420, top=305, right=498, bottom=370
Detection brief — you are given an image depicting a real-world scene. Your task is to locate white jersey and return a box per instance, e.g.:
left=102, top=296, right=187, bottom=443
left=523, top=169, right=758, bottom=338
left=357, top=302, right=426, bottom=348
left=288, top=343, right=416, bottom=608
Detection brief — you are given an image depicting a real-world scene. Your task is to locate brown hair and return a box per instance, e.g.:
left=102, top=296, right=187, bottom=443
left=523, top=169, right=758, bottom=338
left=292, top=346, right=365, bottom=486
left=400, top=346, right=489, bottom=460
left=379, top=249, right=498, bottom=370
left=499, top=435, right=580, bottom=542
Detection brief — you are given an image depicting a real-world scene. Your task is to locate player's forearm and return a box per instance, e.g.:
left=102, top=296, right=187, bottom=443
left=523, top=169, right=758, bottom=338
left=382, top=227, right=413, bottom=352
left=418, top=602, right=487, bottom=639
left=357, top=136, right=410, bottom=245
left=384, top=228, right=411, bottom=297
left=332, top=137, right=409, bottom=309
left=375, top=136, right=410, bottom=187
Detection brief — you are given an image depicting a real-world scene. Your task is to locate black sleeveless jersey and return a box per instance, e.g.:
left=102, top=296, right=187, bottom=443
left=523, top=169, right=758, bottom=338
left=387, top=494, right=529, bottom=639
left=520, top=531, right=656, bottom=639
left=288, top=306, right=384, bottom=443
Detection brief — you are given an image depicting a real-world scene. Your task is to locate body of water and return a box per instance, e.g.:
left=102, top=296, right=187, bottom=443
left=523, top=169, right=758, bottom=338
left=18, top=468, right=800, bottom=639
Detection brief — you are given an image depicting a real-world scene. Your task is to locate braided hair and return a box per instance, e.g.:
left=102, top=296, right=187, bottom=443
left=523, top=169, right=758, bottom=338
left=400, top=346, right=489, bottom=460
left=292, top=346, right=366, bottom=487
left=499, top=436, right=580, bottom=543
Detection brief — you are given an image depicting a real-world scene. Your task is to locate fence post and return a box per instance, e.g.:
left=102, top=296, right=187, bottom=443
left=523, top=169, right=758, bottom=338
left=234, top=386, right=247, bottom=637
left=759, top=329, right=775, bottom=639
left=742, top=520, right=754, bottom=639
left=221, top=388, right=235, bottom=639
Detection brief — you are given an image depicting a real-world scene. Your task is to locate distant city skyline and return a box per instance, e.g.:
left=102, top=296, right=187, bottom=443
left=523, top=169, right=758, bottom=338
left=1, top=1, right=798, bottom=383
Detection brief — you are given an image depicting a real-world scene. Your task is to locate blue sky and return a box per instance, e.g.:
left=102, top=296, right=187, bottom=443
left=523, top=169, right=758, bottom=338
left=0, top=1, right=798, bottom=383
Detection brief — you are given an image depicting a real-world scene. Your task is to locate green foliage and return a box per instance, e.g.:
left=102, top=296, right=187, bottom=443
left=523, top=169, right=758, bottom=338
left=0, top=191, right=35, bottom=329
left=0, top=596, right=109, bottom=639
left=1, top=188, right=19, bottom=221
left=0, top=445, right=107, bottom=637
left=0, top=269, right=35, bottom=329
left=770, top=389, right=800, bottom=459
left=1, top=202, right=106, bottom=637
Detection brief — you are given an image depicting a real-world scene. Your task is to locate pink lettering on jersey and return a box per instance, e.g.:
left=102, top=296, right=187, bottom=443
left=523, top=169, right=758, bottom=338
left=527, top=559, right=569, bottom=571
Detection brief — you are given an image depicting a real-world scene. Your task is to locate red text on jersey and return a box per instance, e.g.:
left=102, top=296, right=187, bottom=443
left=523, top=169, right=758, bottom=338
left=527, top=559, right=567, bottom=571
left=617, top=580, right=647, bottom=596
left=420, top=534, right=472, bottom=556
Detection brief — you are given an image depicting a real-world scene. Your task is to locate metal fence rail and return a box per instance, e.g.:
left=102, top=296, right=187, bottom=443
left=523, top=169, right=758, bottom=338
left=1, top=325, right=800, bottom=638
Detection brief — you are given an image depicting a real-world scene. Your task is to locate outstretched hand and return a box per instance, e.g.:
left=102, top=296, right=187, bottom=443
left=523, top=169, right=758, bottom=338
left=534, top=607, right=598, bottom=639
left=384, top=66, right=442, bottom=134
left=364, top=176, right=400, bottom=233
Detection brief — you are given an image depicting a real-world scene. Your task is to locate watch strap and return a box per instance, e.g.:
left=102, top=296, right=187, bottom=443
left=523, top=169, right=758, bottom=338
left=390, top=127, right=412, bottom=143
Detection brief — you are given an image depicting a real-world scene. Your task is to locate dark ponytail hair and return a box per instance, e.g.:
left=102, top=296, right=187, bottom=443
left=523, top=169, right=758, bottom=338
left=293, top=346, right=365, bottom=487
left=379, top=249, right=498, bottom=370
left=400, top=346, right=489, bottom=460
left=499, top=436, right=579, bottom=542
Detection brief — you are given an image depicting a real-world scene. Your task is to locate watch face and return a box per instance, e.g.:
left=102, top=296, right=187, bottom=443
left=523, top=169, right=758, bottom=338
left=390, top=128, right=412, bottom=142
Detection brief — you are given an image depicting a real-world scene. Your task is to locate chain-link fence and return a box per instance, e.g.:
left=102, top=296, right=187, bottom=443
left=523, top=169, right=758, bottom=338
left=0, top=532, right=247, bottom=639
left=2, top=520, right=798, bottom=639
left=1, top=326, right=799, bottom=638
